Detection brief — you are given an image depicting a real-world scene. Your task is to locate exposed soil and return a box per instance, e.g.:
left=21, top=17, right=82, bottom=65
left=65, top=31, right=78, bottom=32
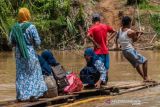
left=93, top=0, right=157, bottom=49
left=96, top=0, right=136, bottom=29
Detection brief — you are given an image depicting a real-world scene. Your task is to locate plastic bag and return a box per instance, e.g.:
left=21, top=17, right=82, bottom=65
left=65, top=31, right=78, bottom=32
left=64, top=72, right=83, bottom=93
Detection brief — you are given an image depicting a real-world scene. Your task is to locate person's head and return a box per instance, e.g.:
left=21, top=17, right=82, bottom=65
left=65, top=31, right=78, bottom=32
left=92, top=13, right=100, bottom=23
left=121, top=16, right=131, bottom=27
left=84, top=48, right=95, bottom=63
left=18, top=8, right=31, bottom=22
left=41, top=50, right=59, bottom=66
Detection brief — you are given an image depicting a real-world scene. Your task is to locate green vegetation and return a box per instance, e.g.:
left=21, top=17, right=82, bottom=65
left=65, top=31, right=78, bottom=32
left=0, top=0, right=16, bottom=51
left=0, top=0, right=88, bottom=50
left=137, top=0, right=160, bottom=37
left=127, top=0, right=160, bottom=11
left=139, top=0, right=160, bottom=11
left=137, top=0, right=160, bottom=47
left=150, top=14, right=160, bottom=36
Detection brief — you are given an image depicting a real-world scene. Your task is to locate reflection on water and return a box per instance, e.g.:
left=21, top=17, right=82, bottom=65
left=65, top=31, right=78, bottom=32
left=0, top=50, right=160, bottom=103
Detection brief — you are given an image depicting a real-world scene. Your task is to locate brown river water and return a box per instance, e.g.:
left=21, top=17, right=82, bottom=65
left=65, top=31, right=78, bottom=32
left=0, top=50, right=160, bottom=106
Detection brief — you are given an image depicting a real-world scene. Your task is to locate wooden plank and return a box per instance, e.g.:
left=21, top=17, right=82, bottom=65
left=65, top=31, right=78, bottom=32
left=102, top=81, right=143, bottom=89
left=73, top=88, right=106, bottom=94
left=24, top=95, right=78, bottom=107
left=113, top=82, right=160, bottom=95
left=72, top=88, right=111, bottom=97
left=1, top=95, right=77, bottom=107
left=0, top=100, right=16, bottom=106
left=117, top=82, right=145, bottom=89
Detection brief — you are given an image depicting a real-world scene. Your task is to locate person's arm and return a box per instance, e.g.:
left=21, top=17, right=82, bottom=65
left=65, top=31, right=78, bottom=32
left=128, top=30, right=143, bottom=42
left=94, top=60, right=107, bottom=88
left=30, top=25, right=41, bottom=46
left=86, top=33, right=100, bottom=48
left=107, top=26, right=117, bottom=44
left=136, top=31, right=143, bottom=38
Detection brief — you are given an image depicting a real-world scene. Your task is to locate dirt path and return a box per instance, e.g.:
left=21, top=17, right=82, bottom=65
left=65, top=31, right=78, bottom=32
left=97, top=0, right=122, bottom=29
left=96, top=0, right=136, bottom=30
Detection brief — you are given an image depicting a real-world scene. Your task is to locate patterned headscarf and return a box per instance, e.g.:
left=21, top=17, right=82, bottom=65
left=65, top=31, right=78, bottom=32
left=18, top=8, right=31, bottom=22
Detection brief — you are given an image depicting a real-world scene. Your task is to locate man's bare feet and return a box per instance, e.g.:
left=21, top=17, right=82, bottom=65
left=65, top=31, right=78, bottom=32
left=143, top=78, right=157, bottom=83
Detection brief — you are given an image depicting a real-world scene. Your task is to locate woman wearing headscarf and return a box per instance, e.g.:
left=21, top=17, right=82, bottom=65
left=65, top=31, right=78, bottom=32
left=80, top=48, right=107, bottom=88
left=9, top=8, right=47, bottom=101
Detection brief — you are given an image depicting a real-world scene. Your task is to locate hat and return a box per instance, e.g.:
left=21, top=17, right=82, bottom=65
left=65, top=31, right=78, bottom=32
left=92, top=13, right=100, bottom=22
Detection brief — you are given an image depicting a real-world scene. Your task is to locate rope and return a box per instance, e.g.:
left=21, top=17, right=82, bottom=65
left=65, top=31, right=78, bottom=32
left=136, top=0, right=141, bottom=31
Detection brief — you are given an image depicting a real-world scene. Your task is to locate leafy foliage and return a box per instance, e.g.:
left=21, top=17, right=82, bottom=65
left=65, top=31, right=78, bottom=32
left=150, top=14, right=160, bottom=36
left=0, top=0, right=87, bottom=50
left=133, top=0, right=160, bottom=11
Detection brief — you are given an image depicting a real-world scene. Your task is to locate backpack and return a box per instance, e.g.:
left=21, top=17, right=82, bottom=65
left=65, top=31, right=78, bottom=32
left=52, top=64, right=69, bottom=92
left=43, top=74, right=58, bottom=98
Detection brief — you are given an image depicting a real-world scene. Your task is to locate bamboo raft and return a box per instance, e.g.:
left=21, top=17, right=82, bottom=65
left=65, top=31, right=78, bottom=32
left=0, top=81, right=159, bottom=107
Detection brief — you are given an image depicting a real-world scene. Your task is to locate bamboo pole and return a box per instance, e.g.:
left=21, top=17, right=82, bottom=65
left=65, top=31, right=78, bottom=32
left=136, top=0, right=141, bottom=31
left=113, top=82, right=160, bottom=95
left=149, top=33, right=157, bottom=44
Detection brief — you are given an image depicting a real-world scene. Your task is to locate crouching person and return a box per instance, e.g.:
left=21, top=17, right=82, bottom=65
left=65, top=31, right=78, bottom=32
left=38, top=50, right=58, bottom=98
left=39, top=50, right=69, bottom=95
left=80, top=48, right=107, bottom=88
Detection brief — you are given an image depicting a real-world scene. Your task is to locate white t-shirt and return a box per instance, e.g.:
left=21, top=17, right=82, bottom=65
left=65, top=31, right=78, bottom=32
left=118, top=28, right=134, bottom=50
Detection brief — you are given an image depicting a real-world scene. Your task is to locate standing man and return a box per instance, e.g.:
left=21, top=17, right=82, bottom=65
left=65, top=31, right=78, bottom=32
left=116, top=16, right=153, bottom=82
left=86, top=13, right=116, bottom=85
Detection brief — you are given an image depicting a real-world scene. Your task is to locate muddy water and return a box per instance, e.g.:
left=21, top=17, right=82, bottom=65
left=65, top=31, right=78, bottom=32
left=0, top=50, right=160, bottom=105
left=74, top=85, right=160, bottom=107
